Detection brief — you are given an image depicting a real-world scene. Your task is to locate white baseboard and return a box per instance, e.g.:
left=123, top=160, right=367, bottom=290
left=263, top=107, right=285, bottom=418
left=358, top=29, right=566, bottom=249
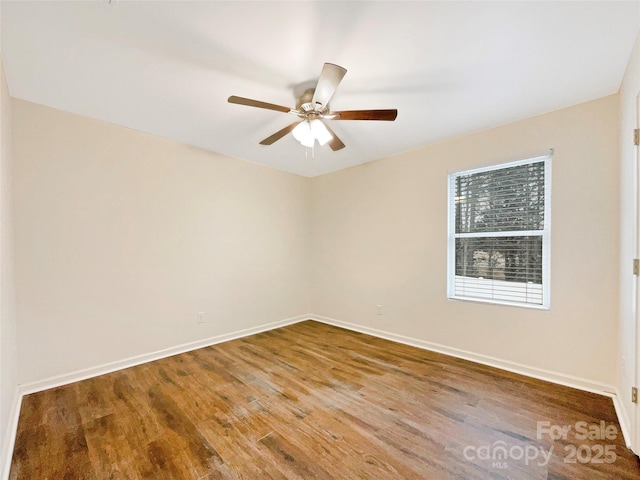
left=20, top=314, right=310, bottom=395
left=19, top=313, right=621, bottom=399
left=310, top=315, right=619, bottom=398
left=1, top=387, right=23, bottom=480
left=612, top=391, right=633, bottom=448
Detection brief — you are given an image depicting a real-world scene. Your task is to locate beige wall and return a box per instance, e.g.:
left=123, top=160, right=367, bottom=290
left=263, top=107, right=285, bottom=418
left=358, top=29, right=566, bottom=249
left=311, top=95, right=620, bottom=386
left=618, top=32, right=640, bottom=449
left=13, top=99, right=311, bottom=384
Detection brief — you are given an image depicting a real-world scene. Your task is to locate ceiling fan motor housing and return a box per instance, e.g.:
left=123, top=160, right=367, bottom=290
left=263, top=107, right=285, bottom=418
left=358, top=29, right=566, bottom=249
left=297, top=88, right=329, bottom=115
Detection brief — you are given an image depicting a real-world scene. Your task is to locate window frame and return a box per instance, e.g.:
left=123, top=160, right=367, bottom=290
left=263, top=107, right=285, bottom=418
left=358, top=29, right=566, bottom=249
left=447, top=154, right=552, bottom=309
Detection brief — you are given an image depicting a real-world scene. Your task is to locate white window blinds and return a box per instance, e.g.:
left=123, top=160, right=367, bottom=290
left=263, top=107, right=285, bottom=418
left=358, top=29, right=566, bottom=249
left=447, top=155, right=551, bottom=308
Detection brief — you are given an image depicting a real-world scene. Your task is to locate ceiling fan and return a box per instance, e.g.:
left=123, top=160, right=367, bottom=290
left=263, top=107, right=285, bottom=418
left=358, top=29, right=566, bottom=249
left=228, top=63, right=398, bottom=151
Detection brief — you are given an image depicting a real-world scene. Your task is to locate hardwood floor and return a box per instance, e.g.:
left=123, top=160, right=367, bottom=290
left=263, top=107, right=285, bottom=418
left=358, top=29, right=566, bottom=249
left=10, top=320, right=640, bottom=479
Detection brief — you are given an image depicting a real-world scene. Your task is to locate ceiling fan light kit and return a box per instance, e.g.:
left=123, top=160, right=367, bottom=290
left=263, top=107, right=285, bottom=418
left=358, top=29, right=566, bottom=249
left=292, top=121, right=315, bottom=147
left=228, top=63, right=398, bottom=154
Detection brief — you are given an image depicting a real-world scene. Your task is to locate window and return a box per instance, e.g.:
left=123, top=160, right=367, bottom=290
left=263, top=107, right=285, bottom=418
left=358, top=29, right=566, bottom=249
left=447, top=154, right=551, bottom=308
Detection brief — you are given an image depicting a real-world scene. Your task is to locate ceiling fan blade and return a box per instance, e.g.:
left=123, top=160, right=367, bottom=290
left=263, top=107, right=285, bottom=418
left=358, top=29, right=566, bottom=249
left=259, top=122, right=300, bottom=145
left=332, top=109, right=398, bottom=121
left=228, top=95, right=291, bottom=114
left=321, top=123, right=346, bottom=151
left=311, top=63, right=347, bottom=109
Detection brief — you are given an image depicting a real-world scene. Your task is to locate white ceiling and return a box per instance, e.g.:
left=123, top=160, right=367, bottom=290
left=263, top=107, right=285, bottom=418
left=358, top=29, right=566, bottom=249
left=2, top=1, right=639, bottom=177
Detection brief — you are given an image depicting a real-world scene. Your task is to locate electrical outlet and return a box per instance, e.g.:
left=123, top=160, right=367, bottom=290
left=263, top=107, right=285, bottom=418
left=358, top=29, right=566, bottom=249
left=197, top=312, right=205, bottom=324
left=376, top=305, right=383, bottom=316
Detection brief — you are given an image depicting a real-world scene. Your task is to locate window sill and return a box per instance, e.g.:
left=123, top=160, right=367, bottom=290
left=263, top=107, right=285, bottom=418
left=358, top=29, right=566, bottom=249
left=447, top=295, right=550, bottom=311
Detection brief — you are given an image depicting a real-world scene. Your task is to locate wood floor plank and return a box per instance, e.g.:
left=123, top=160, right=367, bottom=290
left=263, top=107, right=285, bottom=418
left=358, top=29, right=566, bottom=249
left=9, top=321, right=640, bottom=479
